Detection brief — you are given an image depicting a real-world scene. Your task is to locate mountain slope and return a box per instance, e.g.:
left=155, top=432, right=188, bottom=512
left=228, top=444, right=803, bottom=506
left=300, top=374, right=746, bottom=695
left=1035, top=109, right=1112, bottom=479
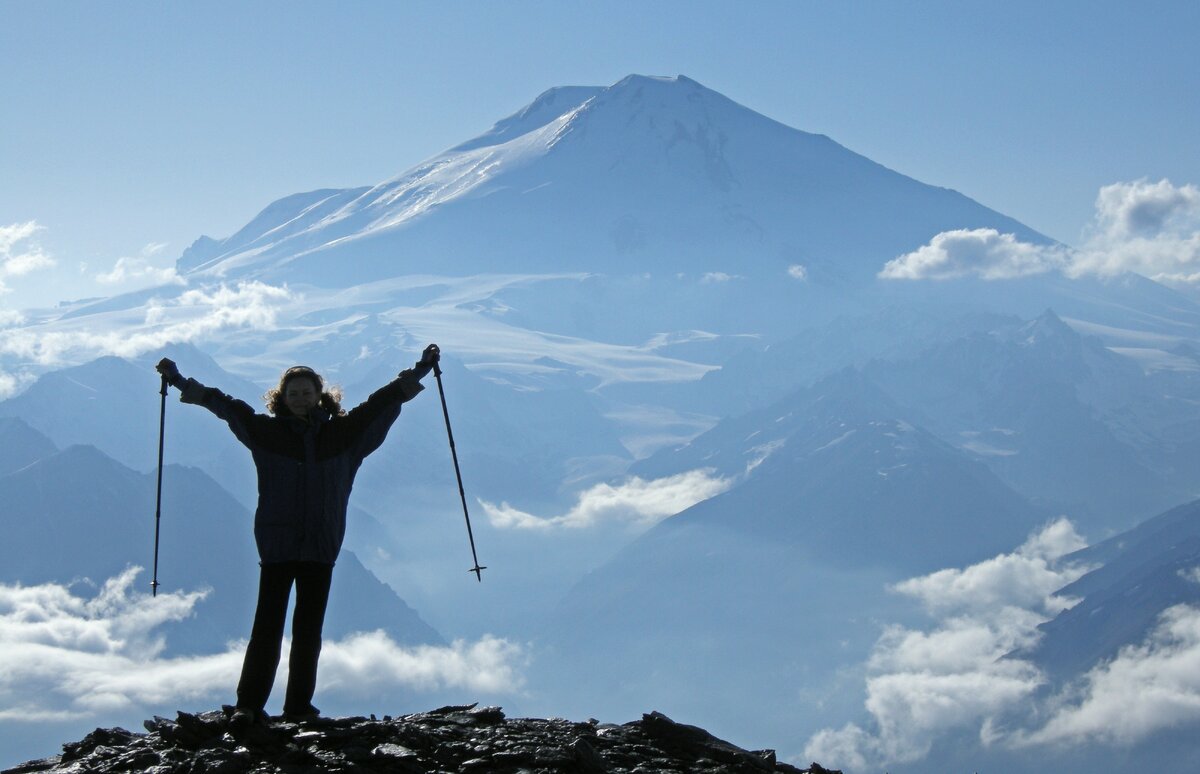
left=533, top=369, right=1045, bottom=748
left=0, top=416, right=58, bottom=475
left=1023, top=499, right=1200, bottom=679
left=865, top=309, right=1200, bottom=529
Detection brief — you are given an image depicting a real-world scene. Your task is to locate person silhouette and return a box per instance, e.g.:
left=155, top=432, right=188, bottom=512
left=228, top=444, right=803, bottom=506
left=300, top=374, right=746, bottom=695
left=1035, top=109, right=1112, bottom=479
left=156, top=344, right=440, bottom=727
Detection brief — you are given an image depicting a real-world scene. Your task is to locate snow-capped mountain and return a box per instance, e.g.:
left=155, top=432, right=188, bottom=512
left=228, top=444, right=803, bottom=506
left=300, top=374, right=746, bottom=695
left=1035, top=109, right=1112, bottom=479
left=177, top=75, right=1046, bottom=291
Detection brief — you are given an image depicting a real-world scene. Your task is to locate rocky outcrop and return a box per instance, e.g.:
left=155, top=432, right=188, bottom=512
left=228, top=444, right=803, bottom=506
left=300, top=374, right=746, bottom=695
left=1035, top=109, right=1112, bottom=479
left=3, top=704, right=839, bottom=774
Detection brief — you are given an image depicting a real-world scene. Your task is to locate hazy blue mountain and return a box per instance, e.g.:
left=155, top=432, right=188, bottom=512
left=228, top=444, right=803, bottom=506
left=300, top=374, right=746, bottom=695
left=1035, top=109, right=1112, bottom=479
left=0, top=443, right=442, bottom=653
left=666, top=305, right=1017, bottom=416
left=1023, top=499, right=1200, bottom=680
left=636, top=367, right=1046, bottom=570
left=864, top=309, right=1200, bottom=530
left=534, top=369, right=1046, bottom=747
left=0, top=344, right=261, bottom=504
left=0, top=416, right=57, bottom=475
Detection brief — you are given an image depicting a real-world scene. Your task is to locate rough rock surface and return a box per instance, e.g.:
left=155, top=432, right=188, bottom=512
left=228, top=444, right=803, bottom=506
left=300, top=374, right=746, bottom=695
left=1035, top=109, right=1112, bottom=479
left=3, top=704, right=839, bottom=774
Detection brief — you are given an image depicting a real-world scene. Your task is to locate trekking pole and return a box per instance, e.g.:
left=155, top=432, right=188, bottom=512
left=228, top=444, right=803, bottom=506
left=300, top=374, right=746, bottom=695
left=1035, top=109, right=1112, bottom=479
left=432, top=361, right=487, bottom=582
left=151, top=373, right=168, bottom=596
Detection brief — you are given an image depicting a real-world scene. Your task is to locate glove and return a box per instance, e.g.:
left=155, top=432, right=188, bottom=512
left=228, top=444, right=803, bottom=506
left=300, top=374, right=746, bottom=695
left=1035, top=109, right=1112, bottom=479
left=410, top=344, right=440, bottom=380
left=156, top=357, right=185, bottom=389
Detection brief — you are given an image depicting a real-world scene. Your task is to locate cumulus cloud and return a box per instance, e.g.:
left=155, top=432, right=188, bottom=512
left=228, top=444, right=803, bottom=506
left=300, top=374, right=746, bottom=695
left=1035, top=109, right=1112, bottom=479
left=1015, top=603, right=1200, bottom=747
left=482, top=469, right=731, bottom=530
left=787, top=264, right=808, bottom=281
left=0, top=569, right=524, bottom=724
left=879, top=179, right=1200, bottom=286
left=892, top=518, right=1087, bottom=617
left=95, top=242, right=183, bottom=287
left=1091, top=178, right=1200, bottom=241
left=0, top=221, right=56, bottom=294
left=0, top=368, right=35, bottom=401
left=878, top=228, right=1067, bottom=281
left=1068, top=179, right=1200, bottom=283
left=804, top=518, right=1092, bottom=769
left=0, top=280, right=293, bottom=365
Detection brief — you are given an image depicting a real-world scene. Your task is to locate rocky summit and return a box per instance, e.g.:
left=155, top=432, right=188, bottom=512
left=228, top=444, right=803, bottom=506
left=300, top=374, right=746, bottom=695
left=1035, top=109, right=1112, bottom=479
left=3, top=704, right=839, bottom=774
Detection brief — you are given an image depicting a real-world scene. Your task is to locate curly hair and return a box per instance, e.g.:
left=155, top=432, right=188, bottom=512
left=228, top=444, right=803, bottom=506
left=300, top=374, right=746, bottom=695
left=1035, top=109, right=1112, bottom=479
left=264, top=365, right=345, bottom=417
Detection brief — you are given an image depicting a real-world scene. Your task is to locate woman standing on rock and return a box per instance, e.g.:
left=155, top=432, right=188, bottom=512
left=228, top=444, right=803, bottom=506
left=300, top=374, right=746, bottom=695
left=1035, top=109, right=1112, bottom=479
left=156, top=345, right=439, bottom=728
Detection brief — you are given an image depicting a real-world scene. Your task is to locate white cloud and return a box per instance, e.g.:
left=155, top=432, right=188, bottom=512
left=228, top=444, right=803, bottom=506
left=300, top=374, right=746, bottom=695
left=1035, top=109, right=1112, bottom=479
left=879, top=228, right=1067, bottom=281
left=700, top=272, right=739, bottom=283
left=879, top=179, right=1200, bottom=286
left=482, top=469, right=731, bottom=530
left=0, top=569, right=525, bottom=724
left=1068, top=179, right=1200, bottom=283
left=0, top=221, right=56, bottom=294
left=95, top=242, right=182, bottom=287
left=1017, top=603, right=1200, bottom=747
left=892, top=517, right=1088, bottom=617
left=318, top=632, right=526, bottom=695
left=1091, top=178, right=1200, bottom=241
left=804, top=519, right=1092, bottom=770
left=0, top=281, right=294, bottom=365
left=787, top=264, right=808, bottom=281
left=0, top=367, right=35, bottom=401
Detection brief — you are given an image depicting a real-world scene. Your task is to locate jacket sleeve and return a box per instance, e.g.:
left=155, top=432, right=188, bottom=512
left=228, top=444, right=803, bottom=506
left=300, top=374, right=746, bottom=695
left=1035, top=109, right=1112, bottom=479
left=178, top=377, right=262, bottom=449
left=343, top=370, right=425, bottom=460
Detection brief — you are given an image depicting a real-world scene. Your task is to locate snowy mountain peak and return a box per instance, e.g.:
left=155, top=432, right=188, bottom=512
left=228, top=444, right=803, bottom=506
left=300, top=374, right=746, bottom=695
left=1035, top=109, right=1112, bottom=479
left=170, top=73, right=1050, bottom=288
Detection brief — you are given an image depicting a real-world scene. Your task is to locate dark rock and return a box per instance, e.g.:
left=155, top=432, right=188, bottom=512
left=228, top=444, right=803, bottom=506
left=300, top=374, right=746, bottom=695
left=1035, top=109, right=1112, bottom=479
left=2, top=707, right=839, bottom=774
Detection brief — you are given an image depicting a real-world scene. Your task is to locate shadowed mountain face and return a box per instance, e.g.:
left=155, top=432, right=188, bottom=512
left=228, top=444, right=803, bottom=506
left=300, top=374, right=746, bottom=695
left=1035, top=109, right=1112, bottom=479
left=1022, top=499, right=1200, bottom=681
left=863, top=310, right=1200, bottom=529
left=532, top=369, right=1047, bottom=747
left=0, top=417, right=57, bottom=476
left=632, top=368, right=1046, bottom=571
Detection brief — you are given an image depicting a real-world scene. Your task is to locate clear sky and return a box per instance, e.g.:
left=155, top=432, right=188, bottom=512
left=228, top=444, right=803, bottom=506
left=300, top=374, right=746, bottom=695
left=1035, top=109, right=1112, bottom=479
left=3, top=0, right=1198, bottom=309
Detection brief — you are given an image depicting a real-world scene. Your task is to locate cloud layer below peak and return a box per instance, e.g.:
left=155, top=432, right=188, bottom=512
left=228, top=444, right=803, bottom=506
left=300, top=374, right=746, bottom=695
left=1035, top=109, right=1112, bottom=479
left=803, top=518, right=1200, bottom=771
left=0, top=569, right=525, bottom=724
left=880, top=179, right=1200, bottom=286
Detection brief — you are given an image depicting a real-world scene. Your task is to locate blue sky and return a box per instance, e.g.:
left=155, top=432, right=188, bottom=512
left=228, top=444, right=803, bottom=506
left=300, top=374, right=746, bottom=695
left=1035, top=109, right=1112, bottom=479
left=2, top=0, right=1198, bottom=308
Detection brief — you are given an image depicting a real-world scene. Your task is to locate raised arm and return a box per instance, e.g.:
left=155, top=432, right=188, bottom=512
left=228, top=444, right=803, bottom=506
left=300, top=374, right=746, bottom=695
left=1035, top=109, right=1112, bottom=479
left=343, top=344, right=440, bottom=458
left=156, top=357, right=260, bottom=447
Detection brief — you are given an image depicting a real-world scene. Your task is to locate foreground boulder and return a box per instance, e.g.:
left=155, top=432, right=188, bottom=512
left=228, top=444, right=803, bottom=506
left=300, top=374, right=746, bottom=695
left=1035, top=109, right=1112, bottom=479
left=4, top=704, right=838, bottom=774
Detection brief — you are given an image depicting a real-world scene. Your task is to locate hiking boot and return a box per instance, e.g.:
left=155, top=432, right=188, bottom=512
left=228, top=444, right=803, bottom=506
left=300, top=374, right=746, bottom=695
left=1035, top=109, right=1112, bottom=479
left=281, top=703, right=321, bottom=723
left=229, top=706, right=268, bottom=731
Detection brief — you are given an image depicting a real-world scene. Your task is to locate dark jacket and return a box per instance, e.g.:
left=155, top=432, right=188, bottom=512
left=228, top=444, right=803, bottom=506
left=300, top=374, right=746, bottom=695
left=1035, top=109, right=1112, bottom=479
left=179, top=373, right=424, bottom=564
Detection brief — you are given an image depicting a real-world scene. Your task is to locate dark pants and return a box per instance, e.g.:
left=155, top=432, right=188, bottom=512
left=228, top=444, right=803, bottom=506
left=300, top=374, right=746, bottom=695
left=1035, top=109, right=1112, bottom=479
left=236, top=561, right=333, bottom=714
